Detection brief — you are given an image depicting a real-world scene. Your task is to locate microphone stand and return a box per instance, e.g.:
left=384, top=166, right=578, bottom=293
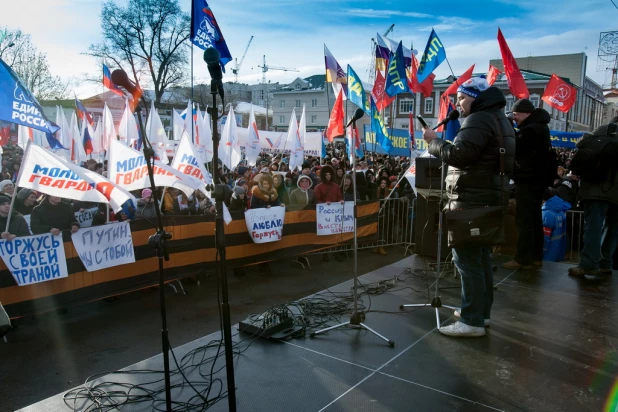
left=133, top=93, right=173, bottom=412
left=206, top=83, right=237, bottom=412
left=310, top=118, right=394, bottom=347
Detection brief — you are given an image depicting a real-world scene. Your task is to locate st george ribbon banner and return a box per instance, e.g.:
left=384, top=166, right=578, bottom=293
left=72, top=222, right=135, bottom=272
left=316, top=202, right=355, bottom=236
left=244, top=206, right=285, bottom=244
left=0, top=233, right=68, bottom=286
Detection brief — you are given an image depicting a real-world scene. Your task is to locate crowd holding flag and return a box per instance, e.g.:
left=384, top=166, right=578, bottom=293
left=487, top=64, right=502, bottom=86
left=347, top=65, right=370, bottom=114
left=218, top=106, right=241, bottom=170
left=75, top=97, right=94, bottom=126
left=145, top=100, right=169, bottom=164
left=370, top=97, right=391, bottom=153
left=374, top=34, right=391, bottom=72
left=246, top=105, right=261, bottom=166
left=372, top=70, right=395, bottom=111
left=325, top=90, right=344, bottom=142
left=190, top=0, right=232, bottom=71
left=102, top=64, right=124, bottom=97
left=497, top=28, right=529, bottom=99
left=118, top=97, right=139, bottom=148
left=170, top=133, right=211, bottom=194
left=385, top=42, right=410, bottom=97
left=324, top=45, right=348, bottom=100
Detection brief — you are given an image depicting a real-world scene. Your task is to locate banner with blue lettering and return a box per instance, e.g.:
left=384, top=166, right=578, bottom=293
left=316, top=202, right=354, bottom=236
left=549, top=131, right=583, bottom=149
left=72, top=222, right=135, bottom=272
left=417, top=29, right=446, bottom=84
left=0, top=233, right=68, bottom=286
left=363, top=125, right=429, bottom=157
left=244, top=206, right=285, bottom=244
left=385, top=42, right=410, bottom=97
left=190, top=0, right=232, bottom=71
left=347, top=65, right=370, bottom=115
left=0, top=58, right=59, bottom=134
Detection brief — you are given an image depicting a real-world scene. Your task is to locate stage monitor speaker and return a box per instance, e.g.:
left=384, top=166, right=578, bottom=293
left=414, top=196, right=450, bottom=258
left=415, top=157, right=444, bottom=189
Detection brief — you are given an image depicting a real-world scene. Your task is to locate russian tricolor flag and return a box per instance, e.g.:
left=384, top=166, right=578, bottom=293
left=75, top=97, right=94, bottom=126
left=103, top=64, right=124, bottom=97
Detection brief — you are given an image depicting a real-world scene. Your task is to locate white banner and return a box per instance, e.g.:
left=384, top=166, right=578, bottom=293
left=244, top=206, right=285, bottom=244
left=170, top=133, right=211, bottom=194
left=74, top=207, right=99, bottom=229
left=71, top=222, right=135, bottom=272
left=0, top=233, right=68, bottom=286
left=108, top=139, right=202, bottom=197
left=237, top=129, right=322, bottom=157
left=316, top=202, right=355, bottom=236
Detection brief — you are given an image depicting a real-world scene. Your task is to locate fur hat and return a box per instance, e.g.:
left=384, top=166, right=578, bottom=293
left=319, top=164, right=335, bottom=182
left=254, top=173, right=275, bottom=191
left=457, top=77, right=490, bottom=99
left=512, top=98, right=535, bottom=113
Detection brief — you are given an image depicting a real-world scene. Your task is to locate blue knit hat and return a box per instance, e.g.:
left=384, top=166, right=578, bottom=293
left=457, top=77, right=490, bottom=99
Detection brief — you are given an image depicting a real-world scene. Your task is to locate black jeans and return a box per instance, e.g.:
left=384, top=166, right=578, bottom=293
left=515, top=183, right=545, bottom=265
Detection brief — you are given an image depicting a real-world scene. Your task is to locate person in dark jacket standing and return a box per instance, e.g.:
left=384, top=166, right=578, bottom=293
left=31, top=196, right=80, bottom=235
left=503, top=99, right=551, bottom=269
left=422, top=77, right=515, bottom=337
left=14, top=188, right=38, bottom=216
left=568, top=120, right=618, bottom=276
left=314, top=165, right=343, bottom=204
left=0, top=195, right=31, bottom=238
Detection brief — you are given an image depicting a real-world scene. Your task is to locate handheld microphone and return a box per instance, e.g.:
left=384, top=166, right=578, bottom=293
left=346, top=108, right=365, bottom=128
left=432, top=109, right=460, bottom=130
left=110, top=69, right=140, bottom=97
left=203, top=47, right=224, bottom=100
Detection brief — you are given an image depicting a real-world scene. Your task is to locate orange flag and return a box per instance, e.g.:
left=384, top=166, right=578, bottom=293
left=487, top=64, right=502, bottom=86
left=325, top=89, right=344, bottom=142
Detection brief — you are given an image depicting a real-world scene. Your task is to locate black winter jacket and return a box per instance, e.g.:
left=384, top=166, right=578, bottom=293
left=31, top=200, right=79, bottom=234
left=512, top=108, right=551, bottom=184
left=428, top=87, right=516, bottom=211
left=0, top=213, right=31, bottom=237
left=577, top=123, right=618, bottom=205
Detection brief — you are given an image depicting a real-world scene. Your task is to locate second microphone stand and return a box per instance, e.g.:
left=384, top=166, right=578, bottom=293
left=206, top=84, right=237, bottom=412
left=310, top=119, right=394, bottom=347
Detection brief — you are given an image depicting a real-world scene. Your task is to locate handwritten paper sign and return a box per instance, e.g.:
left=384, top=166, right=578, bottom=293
left=72, top=222, right=135, bottom=272
left=244, top=206, right=285, bottom=244
left=316, top=202, right=355, bottom=236
left=0, top=233, right=68, bottom=286
left=74, top=206, right=99, bottom=228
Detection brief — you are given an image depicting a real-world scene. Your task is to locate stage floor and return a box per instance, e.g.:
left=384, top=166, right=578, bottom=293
left=19, top=254, right=618, bottom=412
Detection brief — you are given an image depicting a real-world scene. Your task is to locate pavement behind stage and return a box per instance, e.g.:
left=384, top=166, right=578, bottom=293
left=9, top=252, right=618, bottom=412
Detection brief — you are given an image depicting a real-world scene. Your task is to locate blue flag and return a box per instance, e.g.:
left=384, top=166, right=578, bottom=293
left=321, top=131, right=327, bottom=158
left=45, top=122, right=66, bottom=150
left=191, top=0, right=232, bottom=72
left=370, top=97, right=392, bottom=153
left=444, top=103, right=460, bottom=141
left=385, top=42, right=409, bottom=97
left=0, top=58, right=59, bottom=135
left=417, top=29, right=446, bottom=84
left=347, top=65, right=370, bottom=115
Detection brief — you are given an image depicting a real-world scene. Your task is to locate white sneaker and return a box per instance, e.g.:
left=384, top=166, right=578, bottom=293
left=454, top=309, right=490, bottom=326
left=439, top=321, right=486, bottom=337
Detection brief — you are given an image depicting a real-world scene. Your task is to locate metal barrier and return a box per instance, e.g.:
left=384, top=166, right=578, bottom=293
left=309, top=197, right=416, bottom=255
left=565, top=210, right=584, bottom=263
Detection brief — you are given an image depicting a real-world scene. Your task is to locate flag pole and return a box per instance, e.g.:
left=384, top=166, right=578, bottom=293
left=5, top=141, right=30, bottom=233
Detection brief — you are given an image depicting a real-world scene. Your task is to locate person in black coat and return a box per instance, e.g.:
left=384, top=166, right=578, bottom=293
left=422, top=77, right=515, bottom=338
left=0, top=195, right=30, bottom=238
left=31, top=196, right=80, bottom=235
left=504, top=98, right=552, bottom=269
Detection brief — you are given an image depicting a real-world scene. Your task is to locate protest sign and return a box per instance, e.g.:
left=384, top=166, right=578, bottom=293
left=244, top=206, right=285, bottom=244
left=316, top=202, right=355, bottom=235
left=74, top=207, right=99, bottom=228
left=72, top=222, right=135, bottom=272
left=0, top=233, right=68, bottom=286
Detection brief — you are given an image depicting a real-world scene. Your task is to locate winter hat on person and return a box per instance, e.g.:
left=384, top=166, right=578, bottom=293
left=234, top=186, right=246, bottom=196
left=0, top=180, right=13, bottom=192
left=512, top=98, right=535, bottom=113
left=457, top=77, right=490, bottom=99
left=296, top=175, right=313, bottom=190
left=142, top=188, right=152, bottom=200
left=0, top=195, right=9, bottom=205
left=302, top=162, right=311, bottom=170
left=237, top=166, right=248, bottom=176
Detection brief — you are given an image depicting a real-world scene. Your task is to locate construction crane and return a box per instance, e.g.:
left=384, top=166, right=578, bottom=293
left=232, top=35, right=254, bottom=83
left=368, top=24, right=395, bottom=84
left=257, top=55, right=298, bottom=128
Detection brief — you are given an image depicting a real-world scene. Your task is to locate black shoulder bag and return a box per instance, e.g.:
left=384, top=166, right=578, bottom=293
left=444, top=115, right=506, bottom=247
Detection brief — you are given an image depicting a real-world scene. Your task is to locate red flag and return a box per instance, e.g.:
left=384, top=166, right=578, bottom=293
left=487, top=64, right=502, bottom=86
left=325, top=89, right=344, bottom=142
left=0, top=126, right=10, bottom=146
left=443, top=64, right=475, bottom=97
left=417, top=73, right=435, bottom=97
left=372, top=70, right=395, bottom=111
left=542, top=74, right=577, bottom=113
left=436, top=96, right=450, bottom=132
left=407, top=55, right=420, bottom=92
left=497, top=28, right=529, bottom=99
left=408, top=111, right=416, bottom=150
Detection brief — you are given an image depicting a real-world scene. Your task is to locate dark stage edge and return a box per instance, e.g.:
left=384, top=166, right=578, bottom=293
left=19, top=255, right=618, bottom=412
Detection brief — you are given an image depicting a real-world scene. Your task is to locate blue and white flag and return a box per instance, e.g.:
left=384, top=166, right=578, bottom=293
left=370, top=97, right=392, bottom=153
left=190, top=0, right=232, bottom=71
left=417, top=29, right=446, bottom=84
left=347, top=65, right=370, bottom=115
left=385, top=41, right=410, bottom=97
left=0, top=57, right=59, bottom=134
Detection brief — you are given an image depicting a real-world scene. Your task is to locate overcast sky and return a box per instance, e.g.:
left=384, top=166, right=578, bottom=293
left=1, top=0, right=617, bottom=98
